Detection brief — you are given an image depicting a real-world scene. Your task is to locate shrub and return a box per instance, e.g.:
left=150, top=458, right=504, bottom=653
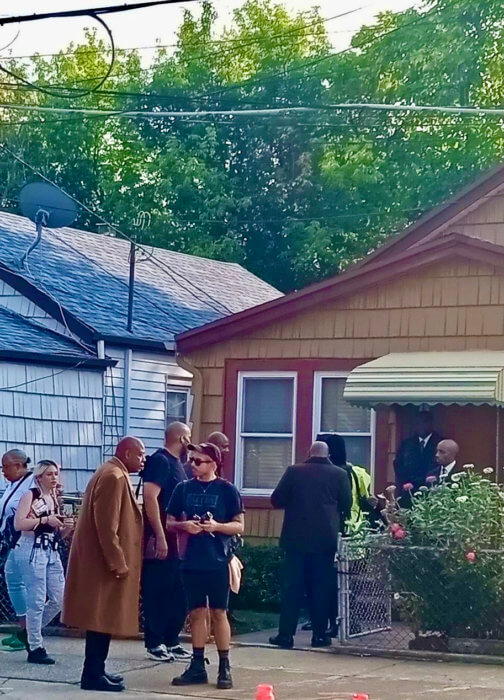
left=387, top=468, right=504, bottom=638
left=233, top=542, right=284, bottom=612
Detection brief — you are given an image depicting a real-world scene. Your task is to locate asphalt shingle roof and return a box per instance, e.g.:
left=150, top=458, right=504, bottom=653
left=0, top=306, right=95, bottom=360
left=0, top=211, right=282, bottom=344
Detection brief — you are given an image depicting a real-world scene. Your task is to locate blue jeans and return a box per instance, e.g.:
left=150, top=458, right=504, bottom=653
left=4, top=546, right=27, bottom=617
left=17, top=535, right=65, bottom=651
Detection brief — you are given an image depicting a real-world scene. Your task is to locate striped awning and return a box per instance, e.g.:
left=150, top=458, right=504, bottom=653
left=343, top=351, right=504, bottom=407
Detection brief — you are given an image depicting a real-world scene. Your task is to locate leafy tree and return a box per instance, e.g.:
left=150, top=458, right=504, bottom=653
left=1, top=0, right=504, bottom=292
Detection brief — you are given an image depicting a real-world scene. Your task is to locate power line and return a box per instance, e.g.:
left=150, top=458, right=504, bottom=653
left=1, top=101, right=504, bottom=119
left=0, top=0, right=201, bottom=27
left=0, top=14, right=116, bottom=99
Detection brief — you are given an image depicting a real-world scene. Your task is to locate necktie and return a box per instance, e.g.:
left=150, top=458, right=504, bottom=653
left=440, top=466, right=447, bottom=479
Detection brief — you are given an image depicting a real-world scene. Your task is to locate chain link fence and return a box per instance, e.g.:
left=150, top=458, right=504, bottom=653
left=336, top=535, right=504, bottom=654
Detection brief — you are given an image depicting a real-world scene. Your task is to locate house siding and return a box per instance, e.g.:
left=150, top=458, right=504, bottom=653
left=0, top=362, right=104, bottom=493
left=180, top=256, right=504, bottom=539
left=103, top=347, right=192, bottom=458
left=0, top=280, right=74, bottom=338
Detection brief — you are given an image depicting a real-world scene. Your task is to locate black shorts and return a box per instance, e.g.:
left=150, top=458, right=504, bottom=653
left=182, top=566, right=230, bottom=611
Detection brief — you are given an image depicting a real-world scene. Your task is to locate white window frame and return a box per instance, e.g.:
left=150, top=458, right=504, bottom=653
left=235, top=370, right=297, bottom=496
left=166, top=385, right=191, bottom=426
left=312, top=371, right=376, bottom=488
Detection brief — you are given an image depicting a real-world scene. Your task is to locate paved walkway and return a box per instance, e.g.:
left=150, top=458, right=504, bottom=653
left=2, top=635, right=504, bottom=699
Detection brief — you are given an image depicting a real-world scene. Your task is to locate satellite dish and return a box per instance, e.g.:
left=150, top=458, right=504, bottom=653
left=19, top=182, right=78, bottom=229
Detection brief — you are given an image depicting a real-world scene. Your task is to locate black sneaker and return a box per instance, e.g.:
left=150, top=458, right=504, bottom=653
left=217, top=659, right=233, bottom=690
left=172, top=657, right=209, bottom=686
left=27, top=647, right=56, bottom=665
left=269, top=634, right=294, bottom=649
left=311, top=635, right=331, bottom=648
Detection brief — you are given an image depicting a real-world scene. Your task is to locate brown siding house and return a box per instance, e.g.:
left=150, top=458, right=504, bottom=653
left=176, top=165, right=504, bottom=539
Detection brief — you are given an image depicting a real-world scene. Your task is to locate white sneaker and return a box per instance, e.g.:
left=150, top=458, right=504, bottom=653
left=145, top=644, right=175, bottom=662
left=167, top=644, right=192, bottom=660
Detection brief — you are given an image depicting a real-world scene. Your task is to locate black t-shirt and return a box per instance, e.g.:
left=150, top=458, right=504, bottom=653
left=143, top=448, right=187, bottom=558
left=167, top=478, right=244, bottom=571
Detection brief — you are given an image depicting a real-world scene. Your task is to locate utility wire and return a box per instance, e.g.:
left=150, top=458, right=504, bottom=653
left=1, top=102, right=504, bottom=119
left=0, top=14, right=116, bottom=99
left=0, top=0, right=201, bottom=26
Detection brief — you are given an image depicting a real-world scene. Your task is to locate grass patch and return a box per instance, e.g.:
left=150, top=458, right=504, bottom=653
left=230, top=609, right=279, bottom=636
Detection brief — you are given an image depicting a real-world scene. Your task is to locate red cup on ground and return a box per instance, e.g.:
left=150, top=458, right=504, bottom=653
left=256, top=684, right=276, bottom=700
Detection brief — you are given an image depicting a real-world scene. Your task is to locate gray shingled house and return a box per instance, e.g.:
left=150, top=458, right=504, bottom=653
left=0, top=211, right=281, bottom=491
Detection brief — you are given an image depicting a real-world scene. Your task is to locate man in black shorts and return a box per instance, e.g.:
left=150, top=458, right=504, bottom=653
left=167, top=443, right=244, bottom=690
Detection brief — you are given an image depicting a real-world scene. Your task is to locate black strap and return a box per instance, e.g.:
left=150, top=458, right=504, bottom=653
left=0, top=472, right=32, bottom=529
left=135, top=471, right=143, bottom=499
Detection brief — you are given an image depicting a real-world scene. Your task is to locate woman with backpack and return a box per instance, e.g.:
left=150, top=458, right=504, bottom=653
left=14, top=460, right=65, bottom=665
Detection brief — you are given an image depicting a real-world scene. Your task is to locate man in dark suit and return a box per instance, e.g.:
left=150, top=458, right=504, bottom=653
left=268, top=441, right=352, bottom=649
left=427, top=439, right=463, bottom=485
left=394, top=412, right=442, bottom=493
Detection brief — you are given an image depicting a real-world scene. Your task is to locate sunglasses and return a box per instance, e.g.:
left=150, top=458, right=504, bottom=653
left=189, top=456, right=214, bottom=466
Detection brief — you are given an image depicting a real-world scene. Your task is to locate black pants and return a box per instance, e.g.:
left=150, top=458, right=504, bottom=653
left=279, top=549, right=335, bottom=638
left=142, top=558, right=187, bottom=649
left=82, top=631, right=111, bottom=680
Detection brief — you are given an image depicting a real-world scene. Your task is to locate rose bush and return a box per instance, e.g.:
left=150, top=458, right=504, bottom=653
left=386, top=467, right=504, bottom=639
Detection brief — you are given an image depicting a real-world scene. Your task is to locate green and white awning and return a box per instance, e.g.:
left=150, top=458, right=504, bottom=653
left=343, top=351, right=504, bottom=407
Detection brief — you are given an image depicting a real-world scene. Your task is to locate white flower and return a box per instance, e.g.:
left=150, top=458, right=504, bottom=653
left=456, top=496, right=469, bottom=503
left=393, top=593, right=401, bottom=600
left=451, top=483, right=459, bottom=489
left=463, top=464, right=475, bottom=470
left=451, top=473, right=463, bottom=482
left=483, top=467, right=494, bottom=474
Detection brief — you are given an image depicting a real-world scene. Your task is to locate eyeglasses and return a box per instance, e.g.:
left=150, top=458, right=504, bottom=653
left=189, top=457, right=214, bottom=466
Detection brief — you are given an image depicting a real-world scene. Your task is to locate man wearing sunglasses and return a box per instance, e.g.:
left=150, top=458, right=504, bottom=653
left=167, top=443, right=244, bottom=691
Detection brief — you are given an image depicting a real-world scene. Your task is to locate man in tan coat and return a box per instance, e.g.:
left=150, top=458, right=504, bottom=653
left=62, top=437, right=145, bottom=693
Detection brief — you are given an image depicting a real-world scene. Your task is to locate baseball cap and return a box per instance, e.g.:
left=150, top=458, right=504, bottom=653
left=187, top=442, right=222, bottom=466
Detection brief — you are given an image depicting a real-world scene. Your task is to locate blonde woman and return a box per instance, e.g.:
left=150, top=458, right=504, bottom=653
left=14, top=459, right=65, bottom=665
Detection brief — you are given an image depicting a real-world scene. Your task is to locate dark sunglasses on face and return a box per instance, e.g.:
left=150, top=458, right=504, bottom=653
left=189, top=456, right=214, bottom=466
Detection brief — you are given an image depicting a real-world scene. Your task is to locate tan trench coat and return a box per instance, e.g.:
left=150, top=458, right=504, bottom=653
left=62, top=457, right=142, bottom=637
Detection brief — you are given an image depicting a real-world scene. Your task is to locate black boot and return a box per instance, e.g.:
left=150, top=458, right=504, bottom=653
left=269, top=634, right=294, bottom=649
left=217, top=658, right=233, bottom=690
left=27, top=647, right=56, bottom=665
left=172, top=656, right=209, bottom=686
left=105, top=672, right=124, bottom=684
left=81, top=675, right=125, bottom=692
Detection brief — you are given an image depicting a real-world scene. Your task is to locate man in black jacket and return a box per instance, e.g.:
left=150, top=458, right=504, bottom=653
left=269, top=441, right=352, bottom=649
left=394, top=412, right=442, bottom=495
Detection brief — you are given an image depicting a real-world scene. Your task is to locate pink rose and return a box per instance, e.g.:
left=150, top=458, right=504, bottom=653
left=402, top=482, right=414, bottom=491
left=390, top=522, right=402, bottom=533
left=465, top=551, right=476, bottom=563
left=392, top=527, right=407, bottom=540
left=425, top=475, right=437, bottom=485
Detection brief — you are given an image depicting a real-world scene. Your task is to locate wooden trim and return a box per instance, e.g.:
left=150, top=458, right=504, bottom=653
left=243, top=496, right=273, bottom=509
left=224, top=358, right=368, bottom=486
left=177, top=232, right=504, bottom=353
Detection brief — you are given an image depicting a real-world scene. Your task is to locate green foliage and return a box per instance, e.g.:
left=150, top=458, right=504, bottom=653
left=2, top=0, right=504, bottom=290
left=233, top=542, right=284, bottom=611
left=389, top=469, right=504, bottom=638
